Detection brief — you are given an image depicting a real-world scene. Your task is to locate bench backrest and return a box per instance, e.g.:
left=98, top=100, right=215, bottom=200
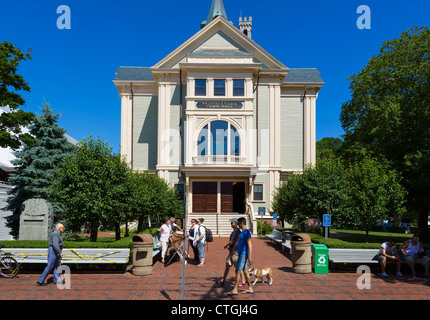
left=272, top=229, right=282, bottom=238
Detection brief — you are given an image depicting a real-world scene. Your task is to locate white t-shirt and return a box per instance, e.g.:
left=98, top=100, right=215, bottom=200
left=378, top=242, right=395, bottom=255
left=160, top=224, right=171, bottom=243
left=193, top=225, right=206, bottom=246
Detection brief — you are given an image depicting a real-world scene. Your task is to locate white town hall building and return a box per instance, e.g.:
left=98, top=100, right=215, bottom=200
left=113, top=0, right=324, bottom=234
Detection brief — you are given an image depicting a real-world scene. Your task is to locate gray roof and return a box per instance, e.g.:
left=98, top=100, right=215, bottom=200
left=284, top=68, right=324, bottom=84
left=114, top=67, right=154, bottom=81
left=114, top=66, right=323, bottom=84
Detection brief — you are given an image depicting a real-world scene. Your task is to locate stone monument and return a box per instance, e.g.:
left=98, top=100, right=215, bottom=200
left=19, top=198, right=53, bottom=240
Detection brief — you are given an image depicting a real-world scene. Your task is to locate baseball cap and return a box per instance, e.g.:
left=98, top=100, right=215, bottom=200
left=229, top=218, right=238, bottom=223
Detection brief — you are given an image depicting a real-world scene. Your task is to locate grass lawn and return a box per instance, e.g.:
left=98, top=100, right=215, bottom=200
left=307, top=229, right=427, bottom=249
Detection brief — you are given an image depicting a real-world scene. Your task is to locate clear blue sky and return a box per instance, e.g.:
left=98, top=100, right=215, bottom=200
left=1, top=0, right=429, bottom=152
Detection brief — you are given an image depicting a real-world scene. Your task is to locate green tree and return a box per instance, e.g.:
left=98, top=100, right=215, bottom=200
left=5, top=102, right=73, bottom=237
left=344, top=158, right=407, bottom=242
left=316, top=137, right=343, bottom=161
left=129, top=170, right=183, bottom=233
left=50, top=137, right=183, bottom=241
left=339, top=26, right=430, bottom=240
left=272, top=159, right=352, bottom=230
left=50, top=137, right=127, bottom=242
left=0, top=41, right=35, bottom=149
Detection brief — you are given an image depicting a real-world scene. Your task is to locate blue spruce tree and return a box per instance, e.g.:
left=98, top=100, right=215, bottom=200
left=5, top=101, right=74, bottom=238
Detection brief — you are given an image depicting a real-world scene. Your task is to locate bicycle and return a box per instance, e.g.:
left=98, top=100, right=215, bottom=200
left=0, top=245, right=20, bottom=278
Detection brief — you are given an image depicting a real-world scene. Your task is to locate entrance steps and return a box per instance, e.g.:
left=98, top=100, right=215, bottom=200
left=186, top=213, right=252, bottom=237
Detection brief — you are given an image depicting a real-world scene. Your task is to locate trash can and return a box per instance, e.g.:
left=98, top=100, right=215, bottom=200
left=131, top=234, right=154, bottom=276
left=290, top=234, right=312, bottom=274
left=312, top=244, right=329, bottom=274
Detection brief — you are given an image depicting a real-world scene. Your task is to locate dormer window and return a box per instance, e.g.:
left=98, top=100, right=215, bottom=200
left=214, top=79, right=226, bottom=96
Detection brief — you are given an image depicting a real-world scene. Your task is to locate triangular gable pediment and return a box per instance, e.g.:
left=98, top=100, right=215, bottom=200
left=152, top=16, right=287, bottom=70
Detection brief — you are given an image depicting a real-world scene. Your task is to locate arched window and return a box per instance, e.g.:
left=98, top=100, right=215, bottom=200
left=197, top=121, right=240, bottom=157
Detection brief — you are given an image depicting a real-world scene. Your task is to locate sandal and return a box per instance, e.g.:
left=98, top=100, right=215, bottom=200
left=197, top=264, right=205, bottom=267
left=238, top=282, right=246, bottom=287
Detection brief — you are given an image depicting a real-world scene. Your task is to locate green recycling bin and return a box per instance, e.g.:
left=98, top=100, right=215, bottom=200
left=311, top=244, right=329, bottom=274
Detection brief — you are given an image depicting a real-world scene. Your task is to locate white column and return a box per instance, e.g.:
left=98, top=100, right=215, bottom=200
left=157, top=83, right=171, bottom=168
left=310, top=96, right=316, bottom=166
left=120, top=92, right=132, bottom=165
left=274, top=84, right=281, bottom=167
left=303, top=96, right=315, bottom=167
left=268, top=85, right=275, bottom=167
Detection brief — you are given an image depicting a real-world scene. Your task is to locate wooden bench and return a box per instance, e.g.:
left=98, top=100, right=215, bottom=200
left=3, top=248, right=131, bottom=264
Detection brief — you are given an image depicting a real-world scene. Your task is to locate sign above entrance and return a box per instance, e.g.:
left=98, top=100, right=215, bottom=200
left=196, top=101, right=243, bottom=109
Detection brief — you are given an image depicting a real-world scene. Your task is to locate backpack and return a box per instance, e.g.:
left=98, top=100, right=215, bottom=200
left=205, top=227, right=213, bottom=242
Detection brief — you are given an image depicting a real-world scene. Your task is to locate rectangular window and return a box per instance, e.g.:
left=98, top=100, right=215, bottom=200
left=214, top=79, right=226, bottom=96
left=233, top=79, right=245, bottom=96
left=195, top=79, right=206, bottom=96
left=253, top=184, right=263, bottom=201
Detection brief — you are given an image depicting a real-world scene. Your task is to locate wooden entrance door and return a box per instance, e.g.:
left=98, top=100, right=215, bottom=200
left=192, top=182, right=217, bottom=213
left=221, top=182, right=245, bottom=213
left=221, top=182, right=233, bottom=213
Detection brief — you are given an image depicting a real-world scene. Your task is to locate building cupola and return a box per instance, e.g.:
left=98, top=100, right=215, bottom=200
left=239, top=16, right=252, bottom=39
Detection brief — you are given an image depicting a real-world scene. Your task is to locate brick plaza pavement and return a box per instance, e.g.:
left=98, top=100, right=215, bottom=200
left=1, top=236, right=430, bottom=301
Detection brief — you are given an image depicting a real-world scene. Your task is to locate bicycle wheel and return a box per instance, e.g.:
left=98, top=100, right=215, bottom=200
left=0, top=256, right=20, bottom=278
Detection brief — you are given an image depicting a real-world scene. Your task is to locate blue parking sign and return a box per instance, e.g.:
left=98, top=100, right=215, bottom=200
left=323, top=214, right=331, bottom=227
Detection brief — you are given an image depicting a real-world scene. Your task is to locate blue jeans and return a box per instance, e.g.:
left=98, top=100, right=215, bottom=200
left=197, top=242, right=205, bottom=259
left=37, top=246, right=61, bottom=284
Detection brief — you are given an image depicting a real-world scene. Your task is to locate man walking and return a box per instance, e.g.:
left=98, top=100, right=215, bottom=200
left=227, top=217, right=253, bottom=295
left=37, top=223, right=65, bottom=286
left=217, top=218, right=245, bottom=286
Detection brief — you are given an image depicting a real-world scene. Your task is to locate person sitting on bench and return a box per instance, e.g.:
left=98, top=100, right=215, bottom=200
left=376, top=238, right=402, bottom=277
left=400, top=234, right=430, bottom=277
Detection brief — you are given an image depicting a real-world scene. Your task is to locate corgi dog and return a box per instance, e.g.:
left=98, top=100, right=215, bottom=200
left=248, top=267, right=273, bottom=285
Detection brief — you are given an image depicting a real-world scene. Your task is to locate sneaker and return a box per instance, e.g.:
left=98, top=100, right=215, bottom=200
left=381, top=271, right=388, bottom=277
left=396, top=271, right=403, bottom=277
left=216, top=279, right=225, bottom=286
